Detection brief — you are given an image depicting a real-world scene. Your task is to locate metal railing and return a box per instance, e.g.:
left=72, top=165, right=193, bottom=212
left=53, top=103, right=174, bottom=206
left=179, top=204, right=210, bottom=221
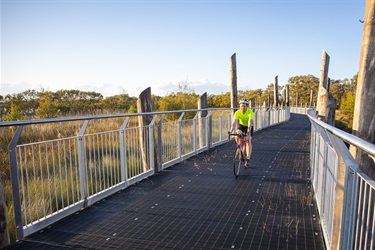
left=306, top=109, right=375, bottom=250
left=1, top=107, right=290, bottom=240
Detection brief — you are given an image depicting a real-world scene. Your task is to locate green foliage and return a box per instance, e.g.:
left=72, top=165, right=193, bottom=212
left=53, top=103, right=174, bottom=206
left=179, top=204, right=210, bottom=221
left=157, top=80, right=199, bottom=120
left=35, top=91, right=59, bottom=118
left=208, top=92, right=230, bottom=107
left=128, top=105, right=137, bottom=113
left=288, top=75, right=319, bottom=106
left=340, top=91, right=356, bottom=116
left=5, top=102, right=22, bottom=121
left=56, top=89, right=103, bottom=113
left=98, top=93, right=135, bottom=111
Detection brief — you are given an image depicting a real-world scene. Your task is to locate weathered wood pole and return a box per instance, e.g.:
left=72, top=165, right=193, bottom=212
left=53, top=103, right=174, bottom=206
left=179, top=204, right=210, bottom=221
left=0, top=177, right=10, bottom=248
left=282, top=88, right=286, bottom=107
left=137, top=87, right=157, bottom=172
left=198, top=93, right=208, bottom=148
left=316, top=50, right=336, bottom=126
left=309, top=89, right=314, bottom=107
left=230, top=53, right=238, bottom=113
left=273, top=75, right=279, bottom=108
left=350, top=0, right=375, bottom=179
left=250, top=98, right=255, bottom=109
left=285, top=84, right=290, bottom=106
left=296, top=92, right=298, bottom=106
left=267, top=95, right=270, bottom=108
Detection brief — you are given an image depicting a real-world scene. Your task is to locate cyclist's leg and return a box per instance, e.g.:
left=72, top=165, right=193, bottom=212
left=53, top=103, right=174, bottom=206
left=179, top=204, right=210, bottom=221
left=235, top=124, right=245, bottom=145
left=246, top=126, right=254, bottom=160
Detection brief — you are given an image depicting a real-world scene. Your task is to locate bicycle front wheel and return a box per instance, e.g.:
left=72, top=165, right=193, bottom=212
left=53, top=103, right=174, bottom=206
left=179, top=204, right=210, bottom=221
left=233, top=147, right=244, bottom=178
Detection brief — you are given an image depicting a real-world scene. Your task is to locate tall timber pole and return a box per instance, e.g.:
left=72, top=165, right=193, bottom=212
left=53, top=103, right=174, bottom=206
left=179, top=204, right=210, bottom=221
left=316, top=50, right=336, bottom=126
left=230, top=53, right=238, bottom=113
left=273, top=75, right=279, bottom=108
left=350, top=0, right=375, bottom=179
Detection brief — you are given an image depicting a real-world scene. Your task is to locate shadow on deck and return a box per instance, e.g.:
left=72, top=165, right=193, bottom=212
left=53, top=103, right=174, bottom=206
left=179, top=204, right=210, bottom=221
left=6, top=114, right=325, bottom=250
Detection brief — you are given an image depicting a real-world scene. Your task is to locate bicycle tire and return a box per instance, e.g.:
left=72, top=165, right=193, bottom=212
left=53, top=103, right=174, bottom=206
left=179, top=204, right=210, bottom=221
left=233, top=146, right=244, bottom=178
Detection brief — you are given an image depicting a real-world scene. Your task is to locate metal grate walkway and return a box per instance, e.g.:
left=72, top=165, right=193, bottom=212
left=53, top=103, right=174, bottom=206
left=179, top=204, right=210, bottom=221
left=6, top=113, right=325, bottom=250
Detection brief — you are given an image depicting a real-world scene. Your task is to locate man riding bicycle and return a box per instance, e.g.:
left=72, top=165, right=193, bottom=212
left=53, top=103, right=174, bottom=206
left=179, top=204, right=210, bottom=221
left=229, top=98, right=254, bottom=167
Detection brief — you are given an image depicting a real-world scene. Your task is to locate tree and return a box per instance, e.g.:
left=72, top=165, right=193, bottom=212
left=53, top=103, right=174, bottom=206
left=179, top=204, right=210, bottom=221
left=35, top=91, right=59, bottom=118
left=208, top=92, right=230, bottom=108
left=5, top=102, right=22, bottom=121
left=288, top=75, right=319, bottom=106
left=98, top=94, right=135, bottom=111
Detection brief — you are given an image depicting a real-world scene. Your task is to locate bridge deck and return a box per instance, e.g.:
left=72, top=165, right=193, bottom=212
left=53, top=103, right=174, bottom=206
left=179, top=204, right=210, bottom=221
left=7, top=114, right=325, bottom=250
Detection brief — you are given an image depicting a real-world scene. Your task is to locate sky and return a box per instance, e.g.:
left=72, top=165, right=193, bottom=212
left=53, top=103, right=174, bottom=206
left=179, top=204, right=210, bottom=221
left=1, top=0, right=367, bottom=98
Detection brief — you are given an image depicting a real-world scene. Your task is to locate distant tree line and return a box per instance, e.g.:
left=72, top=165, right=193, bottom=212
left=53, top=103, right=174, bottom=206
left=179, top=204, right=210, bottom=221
left=1, top=74, right=357, bottom=129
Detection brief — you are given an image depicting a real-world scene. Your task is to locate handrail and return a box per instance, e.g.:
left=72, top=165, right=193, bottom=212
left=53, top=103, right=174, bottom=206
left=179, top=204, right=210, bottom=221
left=305, top=107, right=375, bottom=250
left=0, top=108, right=233, bottom=127
left=306, top=109, right=375, bottom=158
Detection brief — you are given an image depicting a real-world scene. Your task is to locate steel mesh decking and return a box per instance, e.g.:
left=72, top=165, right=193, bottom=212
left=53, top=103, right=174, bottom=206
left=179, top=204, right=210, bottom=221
left=6, top=114, right=325, bottom=250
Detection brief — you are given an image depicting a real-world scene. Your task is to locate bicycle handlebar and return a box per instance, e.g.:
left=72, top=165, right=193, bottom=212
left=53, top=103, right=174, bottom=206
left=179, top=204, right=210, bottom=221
left=228, top=132, right=248, bottom=140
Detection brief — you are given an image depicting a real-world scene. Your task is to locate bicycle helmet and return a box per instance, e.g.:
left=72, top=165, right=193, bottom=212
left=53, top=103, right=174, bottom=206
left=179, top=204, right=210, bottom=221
left=239, top=98, right=249, bottom=105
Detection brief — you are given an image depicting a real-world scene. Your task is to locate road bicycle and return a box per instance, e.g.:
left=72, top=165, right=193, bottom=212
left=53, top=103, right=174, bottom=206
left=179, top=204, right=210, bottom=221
left=228, top=132, right=249, bottom=178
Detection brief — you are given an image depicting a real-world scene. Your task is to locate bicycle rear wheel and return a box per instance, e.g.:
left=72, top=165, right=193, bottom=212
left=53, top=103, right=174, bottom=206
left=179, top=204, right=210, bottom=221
left=233, top=147, right=244, bottom=178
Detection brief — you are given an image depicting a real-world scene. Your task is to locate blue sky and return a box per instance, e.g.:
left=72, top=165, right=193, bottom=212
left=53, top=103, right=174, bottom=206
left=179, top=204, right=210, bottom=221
left=1, top=0, right=366, bottom=97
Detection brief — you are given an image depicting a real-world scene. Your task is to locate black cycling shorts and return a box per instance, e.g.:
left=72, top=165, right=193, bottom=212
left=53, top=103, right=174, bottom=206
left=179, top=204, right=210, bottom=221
left=237, top=124, right=254, bottom=136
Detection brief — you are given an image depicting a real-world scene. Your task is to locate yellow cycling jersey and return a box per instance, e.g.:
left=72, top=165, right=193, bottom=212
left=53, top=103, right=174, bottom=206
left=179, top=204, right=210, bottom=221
left=234, top=108, right=254, bottom=126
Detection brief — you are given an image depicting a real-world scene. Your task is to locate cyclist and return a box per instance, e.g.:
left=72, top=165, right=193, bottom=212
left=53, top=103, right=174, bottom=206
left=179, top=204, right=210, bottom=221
left=229, top=98, right=254, bottom=167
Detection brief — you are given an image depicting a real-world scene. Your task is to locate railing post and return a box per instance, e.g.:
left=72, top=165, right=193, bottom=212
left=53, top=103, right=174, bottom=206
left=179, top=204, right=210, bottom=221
left=157, top=114, right=166, bottom=171
left=8, top=126, right=24, bottom=240
left=177, top=113, right=185, bottom=159
left=207, top=111, right=213, bottom=149
left=193, top=112, right=199, bottom=152
left=78, top=121, right=89, bottom=207
left=149, top=115, right=158, bottom=172
left=327, top=133, right=359, bottom=250
left=219, top=111, right=224, bottom=142
left=120, top=117, right=130, bottom=182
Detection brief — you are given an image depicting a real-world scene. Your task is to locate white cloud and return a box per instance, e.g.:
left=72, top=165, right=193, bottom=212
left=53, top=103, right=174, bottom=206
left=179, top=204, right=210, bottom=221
left=1, top=79, right=232, bottom=98
left=76, top=84, right=128, bottom=97
left=1, top=82, right=36, bottom=96
left=152, top=79, right=229, bottom=97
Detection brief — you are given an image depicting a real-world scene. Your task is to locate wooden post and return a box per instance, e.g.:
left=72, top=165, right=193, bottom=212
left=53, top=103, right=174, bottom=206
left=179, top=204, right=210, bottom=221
left=296, top=92, right=299, bottom=106
left=282, top=88, right=286, bottom=107
left=0, top=177, right=10, bottom=248
left=137, top=87, right=158, bottom=172
left=250, top=98, right=255, bottom=109
left=230, top=53, right=237, bottom=113
left=286, top=84, right=290, bottom=106
left=316, top=50, right=336, bottom=125
left=198, top=93, right=208, bottom=148
left=309, top=89, right=314, bottom=107
left=273, top=75, right=279, bottom=108
left=350, top=0, right=375, bottom=179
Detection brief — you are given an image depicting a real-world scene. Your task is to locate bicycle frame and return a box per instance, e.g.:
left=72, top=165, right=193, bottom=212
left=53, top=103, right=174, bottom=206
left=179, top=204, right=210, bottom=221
left=229, top=133, right=248, bottom=177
